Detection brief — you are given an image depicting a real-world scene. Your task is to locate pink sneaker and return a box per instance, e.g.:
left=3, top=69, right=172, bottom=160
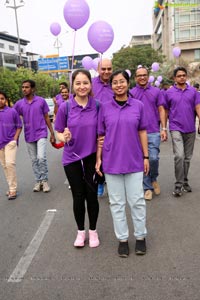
left=74, top=230, right=86, bottom=248
left=89, top=230, right=100, bottom=248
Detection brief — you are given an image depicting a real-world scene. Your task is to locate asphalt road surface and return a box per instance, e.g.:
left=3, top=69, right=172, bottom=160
left=0, top=133, right=200, bottom=300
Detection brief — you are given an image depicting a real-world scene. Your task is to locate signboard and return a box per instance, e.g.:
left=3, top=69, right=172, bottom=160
left=38, top=56, right=69, bottom=72
left=38, top=53, right=99, bottom=73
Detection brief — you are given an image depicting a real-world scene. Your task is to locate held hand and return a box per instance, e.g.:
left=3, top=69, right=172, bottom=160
left=161, top=130, right=168, bottom=142
left=95, top=160, right=103, bottom=177
left=63, top=127, right=72, bottom=143
left=50, top=133, right=56, bottom=144
left=144, top=159, right=149, bottom=176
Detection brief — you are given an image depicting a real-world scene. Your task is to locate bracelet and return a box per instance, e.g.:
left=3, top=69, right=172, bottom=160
left=143, top=156, right=149, bottom=159
left=161, top=128, right=167, bottom=131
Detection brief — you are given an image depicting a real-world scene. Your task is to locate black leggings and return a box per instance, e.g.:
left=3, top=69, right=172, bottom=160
left=64, top=153, right=99, bottom=231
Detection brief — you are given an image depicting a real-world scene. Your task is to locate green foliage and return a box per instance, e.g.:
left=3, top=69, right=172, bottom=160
left=112, top=45, right=164, bottom=87
left=0, top=67, right=68, bottom=103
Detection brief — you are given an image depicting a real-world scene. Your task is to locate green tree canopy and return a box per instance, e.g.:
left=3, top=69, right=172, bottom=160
left=112, top=45, right=164, bottom=87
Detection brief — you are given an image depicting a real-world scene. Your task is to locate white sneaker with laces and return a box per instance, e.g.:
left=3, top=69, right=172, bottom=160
left=33, top=182, right=42, bottom=192
left=42, top=181, right=50, bottom=193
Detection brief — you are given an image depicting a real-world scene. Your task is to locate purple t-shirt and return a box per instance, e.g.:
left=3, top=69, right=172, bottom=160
left=56, top=94, right=64, bottom=107
left=165, top=84, right=200, bottom=133
left=130, top=84, right=166, bottom=133
left=54, top=96, right=98, bottom=166
left=0, top=106, right=22, bottom=149
left=92, top=76, right=114, bottom=103
left=98, top=96, right=147, bottom=174
left=14, top=95, right=49, bottom=142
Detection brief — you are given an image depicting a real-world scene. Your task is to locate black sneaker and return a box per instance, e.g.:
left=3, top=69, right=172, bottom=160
left=118, top=241, right=129, bottom=258
left=172, top=186, right=182, bottom=197
left=135, top=239, right=146, bottom=255
left=182, top=182, right=192, bottom=193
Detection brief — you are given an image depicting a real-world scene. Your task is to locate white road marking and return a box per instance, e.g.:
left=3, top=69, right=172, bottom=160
left=7, top=209, right=57, bottom=283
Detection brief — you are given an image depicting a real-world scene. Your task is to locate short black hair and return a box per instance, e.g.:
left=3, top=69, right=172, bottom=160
left=22, top=79, right=36, bottom=88
left=110, top=70, right=130, bottom=85
left=59, top=82, right=68, bottom=88
left=0, top=90, right=8, bottom=99
left=173, top=67, right=187, bottom=77
left=193, top=83, right=200, bottom=89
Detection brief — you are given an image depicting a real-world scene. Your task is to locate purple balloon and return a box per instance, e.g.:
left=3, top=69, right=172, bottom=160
left=82, top=56, right=93, bottom=70
left=172, top=47, right=181, bottom=58
left=157, top=75, right=163, bottom=82
left=125, top=69, right=131, bottom=78
left=148, top=75, right=154, bottom=83
left=151, top=62, right=160, bottom=72
left=92, top=57, right=100, bottom=71
left=63, top=0, right=90, bottom=30
left=50, top=22, right=61, bottom=36
left=88, top=21, right=114, bottom=54
left=155, top=80, right=160, bottom=87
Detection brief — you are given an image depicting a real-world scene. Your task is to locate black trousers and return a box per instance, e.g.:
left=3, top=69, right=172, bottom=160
left=64, top=153, right=99, bottom=231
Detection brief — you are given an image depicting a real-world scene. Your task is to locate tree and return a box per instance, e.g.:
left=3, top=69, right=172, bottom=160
left=112, top=45, right=164, bottom=87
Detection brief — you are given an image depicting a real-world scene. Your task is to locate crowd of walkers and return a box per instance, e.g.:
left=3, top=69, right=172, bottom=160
left=1, top=61, right=200, bottom=258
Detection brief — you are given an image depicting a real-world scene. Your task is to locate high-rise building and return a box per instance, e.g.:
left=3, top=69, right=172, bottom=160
left=152, top=0, right=200, bottom=61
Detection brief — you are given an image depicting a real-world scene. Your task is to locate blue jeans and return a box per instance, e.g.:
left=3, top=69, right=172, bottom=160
left=143, top=132, right=161, bottom=191
left=27, top=138, right=48, bottom=182
left=105, top=172, right=147, bottom=241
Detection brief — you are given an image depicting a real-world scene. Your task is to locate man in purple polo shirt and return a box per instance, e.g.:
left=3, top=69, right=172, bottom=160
left=0, top=91, right=22, bottom=200
left=165, top=66, right=200, bottom=196
left=92, top=58, right=114, bottom=197
left=130, top=66, right=167, bottom=201
left=54, top=85, right=70, bottom=116
left=14, top=79, right=55, bottom=193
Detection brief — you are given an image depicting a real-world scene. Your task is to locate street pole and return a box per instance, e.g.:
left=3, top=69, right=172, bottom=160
left=5, top=0, right=25, bottom=66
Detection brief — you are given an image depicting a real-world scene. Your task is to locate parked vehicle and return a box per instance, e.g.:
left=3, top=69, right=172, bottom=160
left=45, top=98, right=54, bottom=122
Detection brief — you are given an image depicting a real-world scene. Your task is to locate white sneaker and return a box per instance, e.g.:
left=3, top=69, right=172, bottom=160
left=42, top=181, right=50, bottom=193
left=33, top=182, right=42, bottom=192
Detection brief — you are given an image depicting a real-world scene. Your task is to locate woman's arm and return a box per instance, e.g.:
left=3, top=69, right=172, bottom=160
left=95, top=135, right=104, bottom=177
left=138, top=130, right=149, bottom=176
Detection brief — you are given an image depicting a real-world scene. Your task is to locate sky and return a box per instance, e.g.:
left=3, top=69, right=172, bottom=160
left=0, top=0, right=155, bottom=58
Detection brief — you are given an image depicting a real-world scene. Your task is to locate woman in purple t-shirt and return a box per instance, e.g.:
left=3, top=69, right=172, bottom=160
left=55, top=69, right=100, bottom=249
left=0, top=91, right=22, bottom=200
left=96, top=70, right=149, bottom=257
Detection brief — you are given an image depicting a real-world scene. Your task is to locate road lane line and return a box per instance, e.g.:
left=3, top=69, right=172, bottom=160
left=7, top=209, right=57, bottom=283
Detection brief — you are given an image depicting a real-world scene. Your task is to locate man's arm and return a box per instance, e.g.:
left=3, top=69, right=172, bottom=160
left=158, top=105, right=168, bottom=141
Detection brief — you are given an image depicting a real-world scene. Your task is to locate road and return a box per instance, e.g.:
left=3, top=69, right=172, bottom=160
left=0, top=133, right=200, bottom=300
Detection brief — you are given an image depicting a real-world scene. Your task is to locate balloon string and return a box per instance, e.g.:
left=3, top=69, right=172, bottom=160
left=70, top=30, right=77, bottom=93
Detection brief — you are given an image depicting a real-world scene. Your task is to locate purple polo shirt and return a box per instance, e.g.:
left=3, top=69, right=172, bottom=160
left=92, top=76, right=114, bottom=103
left=165, top=84, right=200, bottom=133
left=56, top=93, right=64, bottom=107
left=54, top=95, right=98, bottom=166
left=0, top=106, right=22, bottom=149
left=130, top=84, right=166, bottom=133
left=98, top=96, right=147, bottom=174
left=14, top=95, right=49, bottom=142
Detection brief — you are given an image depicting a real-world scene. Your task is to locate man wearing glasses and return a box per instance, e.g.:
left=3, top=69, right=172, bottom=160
left=130, top=66, right=167, bottom=201
left=165, top=67, right=200, bottom=196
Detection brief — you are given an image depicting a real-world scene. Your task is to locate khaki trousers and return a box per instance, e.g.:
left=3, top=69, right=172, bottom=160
left=0, top=140, right=17, bottom=192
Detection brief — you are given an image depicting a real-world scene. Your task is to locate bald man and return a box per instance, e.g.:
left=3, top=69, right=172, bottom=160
left=92, top=58, right=114, bottom=103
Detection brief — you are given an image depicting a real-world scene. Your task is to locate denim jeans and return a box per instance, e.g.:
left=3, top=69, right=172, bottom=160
left=26, top=138, right=48, bottom=182
left=105, top=172, right=147, bottom=241
left=143, top=132, right=161, bottom=191
left=170, top=131, right=196, bottom=187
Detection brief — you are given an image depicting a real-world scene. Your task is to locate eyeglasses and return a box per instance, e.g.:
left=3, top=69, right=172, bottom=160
left=136, top=74, right=148, bottom=78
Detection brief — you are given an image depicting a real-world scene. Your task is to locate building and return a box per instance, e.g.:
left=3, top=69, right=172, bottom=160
left=129, top=35, right=152, bottom=47
left=0, top=32, right=30, bottom=70
left=152, top=0, right=200, bottom=61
